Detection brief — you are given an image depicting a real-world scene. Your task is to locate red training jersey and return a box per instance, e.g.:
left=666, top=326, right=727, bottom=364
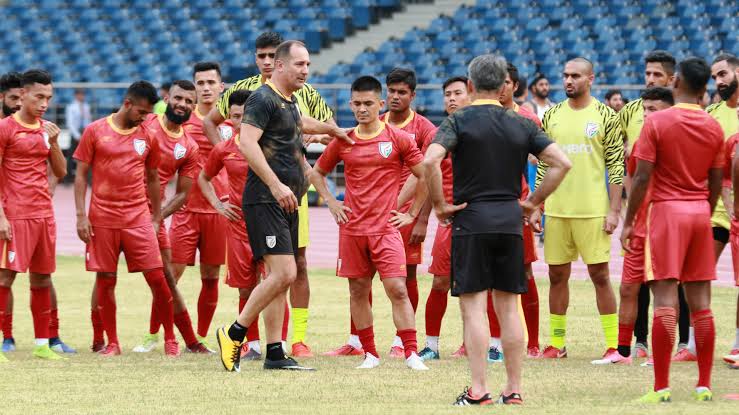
left=0, top=114, right=54, bottom=219
left=723, top=133, right=739, bottom=234
left=182, top=108, right=228, bottom=213
left=143, top=115, right=200, bottom=203
left=316, top=123, right=424, bottom=236
left=203, top=120, right=249, bottom=240
left=515, top=103, right=541, bottom=203
left=74, top=115, right=160, bottom=228
left=633, top=104, right=725, bottom=202
left=626, top=140, right=650, bottom=238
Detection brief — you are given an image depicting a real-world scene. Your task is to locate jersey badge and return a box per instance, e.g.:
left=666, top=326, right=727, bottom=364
left=8, top=251, right=15, bottom=263
left=585, top=122, right=599, bottom=139
left=174, top=143, right=187, bottom=160
left=133, top=138, right=147, bottom=156
left=379, top=142, right=393, bottom=158
left=266, top=235, right=276, bottom=248
left=219, top=125, right=233, bottom=141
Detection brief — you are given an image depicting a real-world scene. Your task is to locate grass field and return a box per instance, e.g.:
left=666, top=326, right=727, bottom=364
left=2, top=256, right=738, bottom=414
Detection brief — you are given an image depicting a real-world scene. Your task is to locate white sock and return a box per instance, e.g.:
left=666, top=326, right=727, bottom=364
left=687, top=327, right=696, bottom=354
left=348, top=334, right=362, bottom=349
left=392, top=335, right=403, bottom=348
left=35, top=338, right=48, bottom=347
left=733, top=328, right=739, bottom=350
left=426, top=336, right=439, bottom=352
left=248, top=340, right=261, bottom=354
left=490, top=337, right=501, bottom=350
left=281, top=341, right=287, bottom=353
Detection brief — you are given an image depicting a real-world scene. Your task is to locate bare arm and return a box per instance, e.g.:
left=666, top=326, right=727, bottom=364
left=301, top=116, right=354, bottom=145
left=423, top=143, right=466, bottom=221
left=390, top=162, right=428, bottom=228
left=161, top=175, right=193, bottom=219
left=308, top=164, right=351, bottom=224
left=198, top=170, right=240, bottom=222
left=74, top=161, right=93, bottom=243
left=203, top=107, right=227, bottom=147
left=146, top=168, right=162, bottom=229
left=620, top=159, right=653, bottom=252
left=0, top=155, right=9, bottom=240
left=45, top=122, right=67, bottom=179
left=708, top=167, right=723, bottom=215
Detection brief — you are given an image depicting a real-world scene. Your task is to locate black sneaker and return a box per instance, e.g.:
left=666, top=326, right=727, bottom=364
left=452, top=387, right=493, bottom=406
left=497, top=392, right=523, bottom=405
left=263, top=356, right=316, bottom=371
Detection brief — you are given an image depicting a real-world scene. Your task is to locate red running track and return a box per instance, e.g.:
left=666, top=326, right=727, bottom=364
left=53, top=186, right=736, bottom=286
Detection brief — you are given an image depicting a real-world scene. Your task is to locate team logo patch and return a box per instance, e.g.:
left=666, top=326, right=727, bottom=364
left=584, top=122, right=599, bottom=139
left=408, top=133, right=416, bottom=140
left=42, top=131, right=51, bottom=149
left=173, top=143, right=187, bottom=160
left=8, top=251, right=15, bottom=263
left=379, top=142, right=393, bottom=158
left=219, top=125, right=233, bottom=141
left=133, top=138, right=146, bottom=155
left=266, top=235, right=276, bottom=249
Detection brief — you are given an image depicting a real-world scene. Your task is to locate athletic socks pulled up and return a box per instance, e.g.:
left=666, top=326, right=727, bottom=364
left=197, top=278, right=219, bottom=338
left=30, top=286, right=51, bottom=340
left=618, top=323, right=635, bottom=358
left=398, top=328, right=418, bottom=358
left=522, top=278, right=540, bottom=349
left=600, top=313, right=618, bottom=349
left=424, top=288, right=448, bottom=338
left=550, top=314, right=566, bottom=349
left=291, top=307, right=309, bottom=345
left=358, top=326, right=378, bottom=358
left=691, top=309, right=715, bottom=389
left=652, top=307, right=677, bottom=391
left=96, top=276, right=118, bottom=345
left=144, top=269, right=175, bottom=342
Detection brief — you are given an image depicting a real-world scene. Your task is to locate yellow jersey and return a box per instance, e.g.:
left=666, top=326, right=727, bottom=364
left=618, top=98, right=644, bottom=152
left=536, top=98, right=624, bottom=218
left=707, top=100, right=739, bottom=230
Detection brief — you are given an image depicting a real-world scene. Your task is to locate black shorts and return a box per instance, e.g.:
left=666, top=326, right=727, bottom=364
left=244, top=203, right=298, bottom=260
left=712, top=226, right=729, bottom=244
left=450, top=233, right=526, bottom=296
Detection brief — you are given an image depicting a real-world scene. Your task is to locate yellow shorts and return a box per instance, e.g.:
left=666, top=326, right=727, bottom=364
left=544, top=216, right=611, bottom=265
left=710, top=209, right=730, bottom=231
left=298, top=193, right=310, bottom=248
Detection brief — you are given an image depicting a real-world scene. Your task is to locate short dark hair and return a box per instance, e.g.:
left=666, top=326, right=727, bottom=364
left=645, top=50, right=677, bottom=75
left=275, top=40, right=307, bottom=62
left=160, top=81, right=172, bottom=91
left=351, top=76, right=382, bottom=95
left=21, top=69, right=52, bottom=87
left=0, top=72, right=22, bottom=93
left=514, top=75, right=527, bottom=98
left=640, top=87, right=674, bottom=106
left=171, top=79, right=196, bottom=92
left=228, top=89, right=251, bottom=108
left=529, top=73, right=547, bottom=91
left=125, top=80, right=159, bottom=105
left=713, top=53, right=739, bottom=69
left=506, top=63, right=520, bottom=85
left=386, top=68, right=417, bottom=91
left=677, top=57, right=712, bottom=94
left=604, top=89, right=622, bottom=101
left=442, top=76, right=468, bottom=91
left=193, top=61, right=221, bottom=78
left=255, top=31, right=283, bottom=49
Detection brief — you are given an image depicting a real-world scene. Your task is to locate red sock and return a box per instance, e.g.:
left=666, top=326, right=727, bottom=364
left=91, top=307, right=104, bottom=343
left=49, top=308, right=59, bottom=339
left=148, top=299, right=160, bottom=335
left=197, top=278, right=219, bottom=338
left=350, top=289, right=373, bottom=336
left=2, top=313, right=12, bottom=339
left=96, top=276, right=119, bottom=345
left=406, top=278, right=419, bottom=313
left=0, top=286, right=9, bottom=338
left=691, top=309, right=715, bottom=389
left=173, top=311, right=198, bottom=347
left=357, top=326, right=378, bottom=358
left=239, top=297, right=247, bottom=313
left=247, top=318, right=260, bottom=342
left=618, top=323, right=635, bottom=348
left=522, top=278, right=539, bottom=348
left=398, top=328, right=418, bottom=358
left=30, top=286, right=51, bottom=339
left=144, top=269, right=175, bottom=342
left=652, top=307, right=677, bottom=391
left=487, top=291, right=500, bottom=338
left=424, top=288, right=448, bottom=337
left=281, top=300, right=289, bottom=342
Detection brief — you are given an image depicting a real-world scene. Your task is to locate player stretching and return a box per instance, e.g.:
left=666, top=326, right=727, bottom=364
left=75, top=81, right=178, bottom=357
left=0, top=70, right=67, bottom=362
left=535, top=58, right=624, bottom=359
left=199, top=90, right=265, bottom=360
left=310, top=75, right=429, bottom=370
left=622, top=57, right=723, bottom=403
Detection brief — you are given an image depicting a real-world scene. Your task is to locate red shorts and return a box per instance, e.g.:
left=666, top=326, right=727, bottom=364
left=0, top=217, right=56, bottom=274
left=169, top=211, right=226, bottom=266
left=399, top=217, right=423, bottom=266
left=731, top=231, right=739, bottom=286
left=156, top=222, right=170, bottom=250
left=86, top=224, right=163, bottom=273
left=337, top=232, right=407, bottom=279
left=429, top=224, right=451, bottom=276
left=646, top=200, right=715, bottom=282
left=523, top=223, right=538, bottom=265
left=622, top=236, right=645, bottom=285
left=225, top=234, right=260, bottom=289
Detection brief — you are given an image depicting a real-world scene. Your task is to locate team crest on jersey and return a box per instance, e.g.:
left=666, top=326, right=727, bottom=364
left=584, top=122, right=599, bottom=139
left=42, top=131, right=51, bottom=149
left=266, top=235, right=276, bottom=249
left=219, top=125, right=233, bottom=141
left=8, top=251, right=15, bottom=263
left=133, top=138, right=146, bottom=155
left=379, top=142, right=393, bottom=158
left=173, top=143, right=187, bottom=160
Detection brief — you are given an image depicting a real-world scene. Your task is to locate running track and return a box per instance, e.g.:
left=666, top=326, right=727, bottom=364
left=53, top=186, right=736, bottom=286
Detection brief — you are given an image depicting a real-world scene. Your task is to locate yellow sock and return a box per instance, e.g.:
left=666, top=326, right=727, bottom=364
left=550, top=314, right=566, bottom=349
left=291, top=308, right=309, bottom=345
left=600, top=313, right=618, bottom=349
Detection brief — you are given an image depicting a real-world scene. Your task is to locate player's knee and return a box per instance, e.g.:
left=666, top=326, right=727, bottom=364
left=619, top=282, right=640, bottom=298
left=385, top=282, right=409, bottom=303
left=431, top=276, right=450, bottom=292
left=0, top=270, right=16, bottom=287
left=29, top=273, right=51, bottom=288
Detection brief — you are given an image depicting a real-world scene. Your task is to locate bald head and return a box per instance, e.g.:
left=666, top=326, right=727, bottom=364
left=563, top=58, right=595, bottom=99
left=566, top=57, right=594, bottom=75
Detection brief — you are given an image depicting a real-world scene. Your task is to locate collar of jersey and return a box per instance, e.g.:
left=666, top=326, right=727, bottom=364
left=674, top=103, right=703, bottom=111
left=385, top=110, right=415, bottom=129
left=511, top=102, right=520, bottom=112
left=266, top=80, right=294, bottom=101
left=106, top=115, right=137, bottom=135
left=471, top=99, right=502, bottom=107
left=158, top=114, right=184, bottom=139
left=354, top=122, right=386, bottom=140
left=12, top=113, right=41, bottom=129
left=192, top=106, right=206, bottom=120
